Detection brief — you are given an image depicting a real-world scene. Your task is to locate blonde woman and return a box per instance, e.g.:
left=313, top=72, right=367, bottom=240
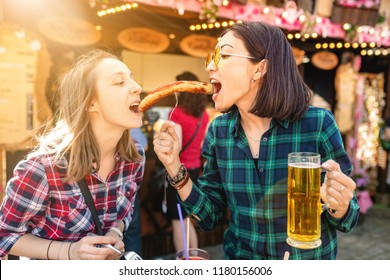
left=0, top=49, right=145, bottom=260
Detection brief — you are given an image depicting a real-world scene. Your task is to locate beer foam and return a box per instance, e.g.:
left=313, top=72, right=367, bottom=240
left=288, top=162, right=320, bottom=168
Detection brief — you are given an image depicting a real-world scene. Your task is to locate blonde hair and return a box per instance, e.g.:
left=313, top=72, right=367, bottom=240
left=30, top=49, right=141, bottom=182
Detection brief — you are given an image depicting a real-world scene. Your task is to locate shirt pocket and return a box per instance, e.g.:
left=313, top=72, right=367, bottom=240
left=47, top=191, right=70, bottom=217
left=116, top=182, right=136, bottom=217
left=47, top=193, right=94, bottom=234
left=65, top=194, right=94, bottom=233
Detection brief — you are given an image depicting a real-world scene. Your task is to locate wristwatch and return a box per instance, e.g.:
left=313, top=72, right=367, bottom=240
left=167, top=163, right=188, bottom=187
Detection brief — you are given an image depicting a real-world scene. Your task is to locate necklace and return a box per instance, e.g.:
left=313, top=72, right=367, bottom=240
left=241, top=120, right=261, bottom=143
left=246, top=133, right=261, bottom=142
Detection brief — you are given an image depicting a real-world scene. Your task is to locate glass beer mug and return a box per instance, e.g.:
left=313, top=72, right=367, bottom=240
left=287, top=152, right=322, bottom=249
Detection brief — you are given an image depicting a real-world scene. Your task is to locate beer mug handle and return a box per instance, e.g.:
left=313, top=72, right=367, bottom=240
left=320, top=167, right=338, bottom=215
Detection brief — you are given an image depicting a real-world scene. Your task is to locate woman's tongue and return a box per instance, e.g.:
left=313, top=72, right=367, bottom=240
left=129, top=104, right=139, bottom=113
left=212, top=82, right=221, bottom=101
left=212, top=81, right=221, bottom=94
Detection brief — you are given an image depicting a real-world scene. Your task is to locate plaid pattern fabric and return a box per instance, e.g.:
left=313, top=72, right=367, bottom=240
left=0, top=143, right=145, bottom=258
left=182, top=106, right=360, bottom=260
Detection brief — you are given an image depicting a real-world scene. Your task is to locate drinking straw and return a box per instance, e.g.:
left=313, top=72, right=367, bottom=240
left=186, top=217, right=190, bottom=254
left=177, top=203, right=189, bottom=260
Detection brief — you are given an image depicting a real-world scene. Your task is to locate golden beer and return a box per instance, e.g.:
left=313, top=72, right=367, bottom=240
left=287, top=153, right=322, bottom=249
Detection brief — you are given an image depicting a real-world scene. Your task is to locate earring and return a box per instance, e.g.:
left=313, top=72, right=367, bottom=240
left=251, top=79, right=256, bottom=83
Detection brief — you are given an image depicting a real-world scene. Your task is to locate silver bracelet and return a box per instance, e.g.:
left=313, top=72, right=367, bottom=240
left=109, top=227, right=123, bottom=239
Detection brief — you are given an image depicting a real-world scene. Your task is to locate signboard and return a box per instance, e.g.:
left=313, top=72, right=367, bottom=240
left=180, top=35, right=217, bottom=58
left=311, top=51, right=339, bottom=70
left=291, top=47, right=304, bottom=65
left=0, top=25, right=51, bottom=148
left=331, top=4, right=379, bottom=26
left=118, top=27, right=170, bottom=53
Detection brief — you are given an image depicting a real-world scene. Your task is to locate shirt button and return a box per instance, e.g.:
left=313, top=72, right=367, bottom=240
left=263, top=137, right=268, bottom=142
left=259, top=168, right=264, bottom=172
left=103, top=207, right=107, bottom=212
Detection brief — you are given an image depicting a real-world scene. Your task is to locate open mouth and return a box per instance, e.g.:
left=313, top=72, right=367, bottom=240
left=210, top=79, right=221, bottom=94
left=129, top=103, right=140, bottom=113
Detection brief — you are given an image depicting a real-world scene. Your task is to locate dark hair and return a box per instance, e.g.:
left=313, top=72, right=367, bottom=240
left=176, top=71, right=199, bottom=82
left=221, top=22, right=312, bottom=121
left=176, top=71, right=207, bottom=117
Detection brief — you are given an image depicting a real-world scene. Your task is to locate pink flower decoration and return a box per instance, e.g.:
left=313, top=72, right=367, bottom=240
left=358, top=190, right=373, bottom=214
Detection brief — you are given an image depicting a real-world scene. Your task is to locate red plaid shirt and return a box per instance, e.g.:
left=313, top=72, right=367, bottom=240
left=0, top=144, right=145, bottom=258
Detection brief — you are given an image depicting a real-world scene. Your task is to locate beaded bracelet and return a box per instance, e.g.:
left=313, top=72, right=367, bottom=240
left=47, top=240, right=54, bottom=260
left=167, top=163, right=187, bottom=187
left=171, top=172, right=190, bottom=190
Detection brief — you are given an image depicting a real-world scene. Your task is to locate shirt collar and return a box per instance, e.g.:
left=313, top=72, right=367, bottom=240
left=90, top=152, right=122, bottom=173
left=272, top=118, right=289, bottom=129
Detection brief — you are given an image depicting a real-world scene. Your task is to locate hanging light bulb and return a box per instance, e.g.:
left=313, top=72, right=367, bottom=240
left=177, top=1, right=185, bottom=16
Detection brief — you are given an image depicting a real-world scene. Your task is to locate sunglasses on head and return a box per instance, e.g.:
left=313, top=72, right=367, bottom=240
left=205, top=46, right=256, bottom=70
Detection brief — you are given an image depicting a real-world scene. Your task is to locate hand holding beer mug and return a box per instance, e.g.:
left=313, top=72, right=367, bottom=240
left=287, top=152, right=322, bottom=249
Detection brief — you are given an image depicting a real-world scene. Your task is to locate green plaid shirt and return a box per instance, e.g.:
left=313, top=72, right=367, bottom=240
left=182, top=106, right=360, bottom=260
